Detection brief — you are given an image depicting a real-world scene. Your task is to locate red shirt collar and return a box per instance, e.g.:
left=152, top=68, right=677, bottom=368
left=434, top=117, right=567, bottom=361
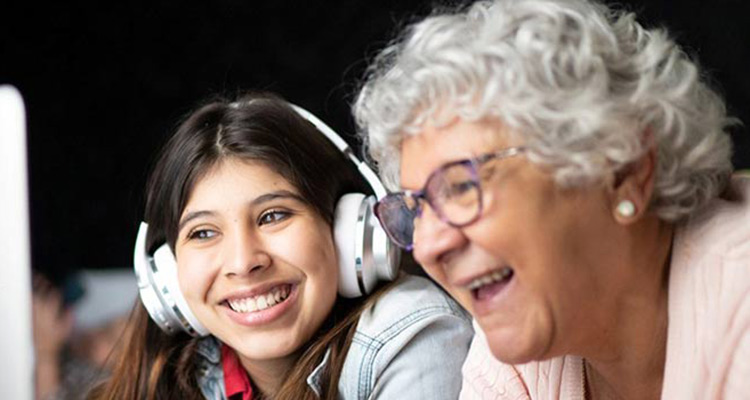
left=221, top=344, right=254, bottom=400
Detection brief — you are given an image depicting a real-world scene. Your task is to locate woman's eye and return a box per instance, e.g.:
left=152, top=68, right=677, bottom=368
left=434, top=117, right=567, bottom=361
left=479, top=165, right=497, bottom=182
left=187, top=229, right=217, bottom=240
left=258, top=210, right=290, bottom=225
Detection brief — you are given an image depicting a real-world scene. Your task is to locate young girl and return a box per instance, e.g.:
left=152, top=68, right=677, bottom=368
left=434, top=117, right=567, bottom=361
left=89, top=93, right=472, bottom=399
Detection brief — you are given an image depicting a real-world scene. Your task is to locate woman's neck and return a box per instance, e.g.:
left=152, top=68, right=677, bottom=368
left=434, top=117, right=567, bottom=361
left=584, top=296, right=668, bottom=399
left=582, top=217, right=674, bottom=399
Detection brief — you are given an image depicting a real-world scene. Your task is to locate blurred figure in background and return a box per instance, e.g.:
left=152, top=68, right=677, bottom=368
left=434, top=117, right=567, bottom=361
left=32, top=269, right=136, bottom=400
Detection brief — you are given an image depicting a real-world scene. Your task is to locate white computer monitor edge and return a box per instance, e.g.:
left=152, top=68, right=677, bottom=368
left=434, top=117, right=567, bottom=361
left=0, top=84, right=35, bottom=400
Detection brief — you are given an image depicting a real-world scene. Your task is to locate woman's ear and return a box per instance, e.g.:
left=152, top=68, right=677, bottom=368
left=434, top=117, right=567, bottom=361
left=611, top=141, right=657, bottom=225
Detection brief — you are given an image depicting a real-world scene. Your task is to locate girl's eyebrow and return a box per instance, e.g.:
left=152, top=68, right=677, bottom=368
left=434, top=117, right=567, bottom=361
left=178, top=210, right=216, bottom=233
left=177, top=190, right=305, bottom=233
left=250, top=189, right=306, bottom=206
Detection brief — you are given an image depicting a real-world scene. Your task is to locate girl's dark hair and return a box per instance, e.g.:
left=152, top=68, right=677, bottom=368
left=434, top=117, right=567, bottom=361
left=89, top=92, right=396, bottom=399
left=146, top=92, right=370, bottom=253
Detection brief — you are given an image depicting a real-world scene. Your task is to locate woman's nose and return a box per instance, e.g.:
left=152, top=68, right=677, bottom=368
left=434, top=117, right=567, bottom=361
left=411, top=203, right=466, bottom=268
left=222, top=229, right=271, bottom=277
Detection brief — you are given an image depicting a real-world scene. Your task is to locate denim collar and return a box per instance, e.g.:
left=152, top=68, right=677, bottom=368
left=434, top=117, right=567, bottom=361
left=195, top=336, right=330, bottom=396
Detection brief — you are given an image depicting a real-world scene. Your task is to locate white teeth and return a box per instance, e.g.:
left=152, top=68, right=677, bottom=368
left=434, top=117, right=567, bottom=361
left=466, top=267, right=513, bottom=290
left=227, top=285, right=290, bottom=313
left=238, top=299, right=248, bottom=312
left=256, top=296, right=268, bottom=310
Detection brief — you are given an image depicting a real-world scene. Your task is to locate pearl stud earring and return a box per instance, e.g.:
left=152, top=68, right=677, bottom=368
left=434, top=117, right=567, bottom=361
left=616, top=200, right=636, bottom=218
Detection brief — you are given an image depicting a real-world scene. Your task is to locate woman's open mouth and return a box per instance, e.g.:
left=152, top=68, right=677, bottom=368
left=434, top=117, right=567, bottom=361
left=467, top=267, right=514, bottom=302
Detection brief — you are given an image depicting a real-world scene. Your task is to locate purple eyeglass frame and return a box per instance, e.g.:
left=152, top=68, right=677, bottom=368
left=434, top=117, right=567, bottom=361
left=373, top=146, right=526, bottom=250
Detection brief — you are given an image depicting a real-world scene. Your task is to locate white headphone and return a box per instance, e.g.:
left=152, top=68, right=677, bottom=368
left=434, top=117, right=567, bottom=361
left=133, top=102, right=400, bottom=337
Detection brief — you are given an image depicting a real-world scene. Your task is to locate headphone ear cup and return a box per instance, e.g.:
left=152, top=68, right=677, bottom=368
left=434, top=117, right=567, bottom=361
left=334, top=194, right=400, bottom=298
left=371, top=204, right=400, bottom=283
left=334, top=194, right=365, bottom=297
left=133, top=222, right=209, bottom=337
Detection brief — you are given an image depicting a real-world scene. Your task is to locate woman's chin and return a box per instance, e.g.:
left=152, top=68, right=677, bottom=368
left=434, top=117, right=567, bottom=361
left=482, top=324, right=551, bottom=365
left=488, top=344, right=536, bottom=365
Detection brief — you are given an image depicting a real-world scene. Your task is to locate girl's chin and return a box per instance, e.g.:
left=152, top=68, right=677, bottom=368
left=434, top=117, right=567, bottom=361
left=229, top=339, right=301, bottom=363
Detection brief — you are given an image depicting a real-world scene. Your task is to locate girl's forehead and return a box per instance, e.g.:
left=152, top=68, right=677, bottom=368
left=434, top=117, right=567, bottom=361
left=186, top=158, right=298, bottom=207
left=205, top=158, right=293, bottom=187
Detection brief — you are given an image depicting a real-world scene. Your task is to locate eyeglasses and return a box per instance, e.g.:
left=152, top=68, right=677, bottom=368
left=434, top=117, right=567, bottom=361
left=373, top=147, right=526, bottom=250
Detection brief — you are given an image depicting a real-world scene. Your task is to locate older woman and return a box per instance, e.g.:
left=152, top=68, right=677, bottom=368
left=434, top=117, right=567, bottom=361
left=354, top=0, right=750, bottom=398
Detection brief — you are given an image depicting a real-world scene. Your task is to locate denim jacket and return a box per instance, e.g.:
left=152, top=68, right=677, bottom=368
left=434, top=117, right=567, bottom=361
left=195, top=274, right=473, bottom=399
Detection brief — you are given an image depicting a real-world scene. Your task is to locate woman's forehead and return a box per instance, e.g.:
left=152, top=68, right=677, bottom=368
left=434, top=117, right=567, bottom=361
left=399, top=118, right=512, bottom=189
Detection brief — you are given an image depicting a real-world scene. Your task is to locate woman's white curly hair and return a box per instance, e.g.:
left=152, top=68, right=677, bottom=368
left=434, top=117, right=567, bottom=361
left=354, top=0, right=735, bottom=221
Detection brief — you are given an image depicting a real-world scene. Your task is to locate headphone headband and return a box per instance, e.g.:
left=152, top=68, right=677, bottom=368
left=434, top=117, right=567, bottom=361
left=287, top=104, right=386, bottom=199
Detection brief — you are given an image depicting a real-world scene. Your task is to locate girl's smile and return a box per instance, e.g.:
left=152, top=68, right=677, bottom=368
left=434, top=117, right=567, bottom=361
left=221, top=282, right=298, bottom=327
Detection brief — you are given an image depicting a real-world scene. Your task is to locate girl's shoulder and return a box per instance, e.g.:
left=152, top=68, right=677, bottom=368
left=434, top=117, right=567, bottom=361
left=339, top=274, right=473, bottom=399
left=356, top=274, right=471, bottom=343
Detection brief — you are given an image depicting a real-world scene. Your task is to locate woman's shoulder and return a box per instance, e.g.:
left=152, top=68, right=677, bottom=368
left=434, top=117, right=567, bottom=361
left=671, top=175, right=750, bottom=296
left=664, top=174, right=750, bottom=398
left=676, top=174, right=750, bottom=258
left=671, top=174, right=750, bottom=306
left=671, top=173, right=750, bottom=319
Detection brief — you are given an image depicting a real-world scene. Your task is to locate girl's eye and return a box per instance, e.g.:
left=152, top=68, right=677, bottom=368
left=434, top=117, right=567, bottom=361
left=258, top=210, right=291, bottom=226
left=187, top=229, right=217, bottom=241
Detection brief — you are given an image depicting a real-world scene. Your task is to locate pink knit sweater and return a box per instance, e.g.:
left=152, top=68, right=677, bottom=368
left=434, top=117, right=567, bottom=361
left=460, top=176, right=750, bottom=399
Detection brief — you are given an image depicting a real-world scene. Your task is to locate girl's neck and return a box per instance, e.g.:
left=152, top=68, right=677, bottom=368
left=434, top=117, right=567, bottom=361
left=238, top=349, right=301, bottom=398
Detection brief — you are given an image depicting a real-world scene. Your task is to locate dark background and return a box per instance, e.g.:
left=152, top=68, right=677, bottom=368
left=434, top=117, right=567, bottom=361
left=2, top=0, right=748, bottom=284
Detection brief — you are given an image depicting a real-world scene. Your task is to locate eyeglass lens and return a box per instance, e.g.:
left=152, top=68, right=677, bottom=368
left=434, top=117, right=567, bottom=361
left=376, top=161, right=481, bottom=248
